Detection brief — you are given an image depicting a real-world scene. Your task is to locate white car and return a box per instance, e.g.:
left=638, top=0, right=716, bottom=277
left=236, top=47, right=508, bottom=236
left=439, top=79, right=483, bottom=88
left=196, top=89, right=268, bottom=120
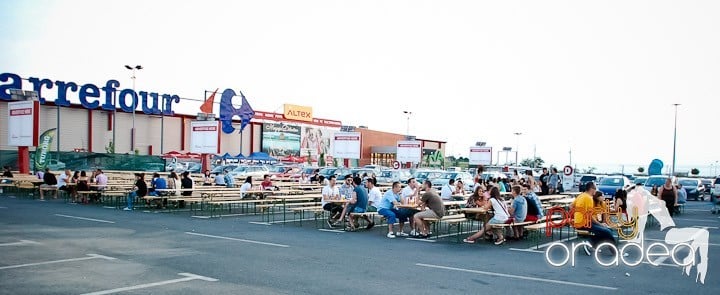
left=712, top=177, right=720, bottom=198
left=230, top=165, right=270, bottom=180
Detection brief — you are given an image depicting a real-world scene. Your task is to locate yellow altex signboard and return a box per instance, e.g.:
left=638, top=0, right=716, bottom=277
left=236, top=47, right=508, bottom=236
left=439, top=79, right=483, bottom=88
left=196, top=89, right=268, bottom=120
left=283, top=104, right=313, bottom=122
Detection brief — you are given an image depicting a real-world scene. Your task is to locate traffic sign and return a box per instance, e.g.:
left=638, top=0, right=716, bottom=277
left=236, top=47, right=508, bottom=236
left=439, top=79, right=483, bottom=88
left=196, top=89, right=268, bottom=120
left=392, top=161, right=401, bottom=169
left=563, top=165, right=573, bottom=176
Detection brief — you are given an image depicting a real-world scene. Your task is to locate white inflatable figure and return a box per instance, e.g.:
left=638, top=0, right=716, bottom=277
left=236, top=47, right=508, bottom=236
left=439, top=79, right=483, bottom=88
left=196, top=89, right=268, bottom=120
left=625, top=186, right=709, bottom=284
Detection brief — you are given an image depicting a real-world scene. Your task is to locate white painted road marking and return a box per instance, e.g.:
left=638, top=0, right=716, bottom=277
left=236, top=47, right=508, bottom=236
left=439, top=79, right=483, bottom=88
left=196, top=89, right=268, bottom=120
left=644, top=238, right=720, bottom=247
left=416, top=263, right=617, bottom=290
left=673, top=218, right=718, bottom=223
left=54, top=214, right=115, bottom=224
left=524, top=236, right=578, bottom=250
left=80, top=272, right=218, bottom=295
left=509, top=248, right=545, bottom=253
left=318, top=229, right=344, bottom=233
left=0, top=239, right=40, bottom=247
left=184, top=232, right=289, bottom=248
left=0, top=254, right=116, bottom=270
left=405, top=238, right=436, bottom=243
left=248, top=221, right=272, bottom=226
left=0, top=206, right=7, bottom=209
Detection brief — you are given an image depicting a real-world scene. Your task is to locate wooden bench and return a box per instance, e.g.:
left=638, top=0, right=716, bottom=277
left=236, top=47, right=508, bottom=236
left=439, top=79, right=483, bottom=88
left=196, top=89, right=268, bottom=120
left=206, top=199, right=272, bottom=217
left=422, top=215, right=469, bottom=242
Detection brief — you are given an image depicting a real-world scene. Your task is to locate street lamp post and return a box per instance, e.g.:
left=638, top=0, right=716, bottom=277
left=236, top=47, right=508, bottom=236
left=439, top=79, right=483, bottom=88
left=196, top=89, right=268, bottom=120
left=671, top=103, right=680, bottom=176
left=124, top=65, right=143, bottom=153
left=403, top=110, right=412, bottom=137
left=513, top=132, right=522, bottom=166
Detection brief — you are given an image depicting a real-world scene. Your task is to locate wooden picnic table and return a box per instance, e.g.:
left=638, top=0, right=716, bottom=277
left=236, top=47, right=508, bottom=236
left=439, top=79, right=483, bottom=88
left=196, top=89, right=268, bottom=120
left=267, top=194, right=323, bottom=223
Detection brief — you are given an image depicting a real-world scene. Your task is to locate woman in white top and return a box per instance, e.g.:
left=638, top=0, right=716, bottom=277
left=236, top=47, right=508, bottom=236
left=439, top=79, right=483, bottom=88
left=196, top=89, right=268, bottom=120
left=167, top=172, right=180, bottom=195
left=240, top=176, right=253, bottom=199
left=463, top=186, right=507, bottom=245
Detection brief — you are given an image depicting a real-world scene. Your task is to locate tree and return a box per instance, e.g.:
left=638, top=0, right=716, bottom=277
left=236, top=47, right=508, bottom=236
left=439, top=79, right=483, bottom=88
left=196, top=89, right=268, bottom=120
left=637, top=167, right=644, bottom=173
left=583, top=167, right=597, bottom=174
left=691, top=168, right=700, bottom=175
left=520, top=157, right=545, bottom=168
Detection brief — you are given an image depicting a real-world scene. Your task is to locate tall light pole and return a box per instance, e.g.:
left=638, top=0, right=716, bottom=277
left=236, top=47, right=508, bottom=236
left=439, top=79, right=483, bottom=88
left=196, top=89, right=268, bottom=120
left=513, top=132, right=522, bottom=166
left=671, top=103, right=680, bottom=176
left=125, top=65, right=142, bottom=153
left=403, top=110, right=412, bottom=137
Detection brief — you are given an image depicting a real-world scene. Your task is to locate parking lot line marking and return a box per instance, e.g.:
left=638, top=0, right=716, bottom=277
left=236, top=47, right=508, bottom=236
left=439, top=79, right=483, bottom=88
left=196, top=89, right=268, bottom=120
left=184, top=232, right=289, bottom=248
left=80, top=272, right=218, bottom=295
left=691, top=225, right=719, bottom=229
left=318, top=229, right=344, bottom=233
left=0, top=254, right=115, bottom=270
left=509, top=248, right=544, bottom=253
left=405, top=238, right=436, bottom=243
left=0, top=239, right=41, bottom=247
left=415, top=263, right=617, bottom=290
left=0, top=206, right=7, bottom=209
left=54, top=214, right=115, bottom=224
left=248, top=222, right=272, bottom=226
left=190, top=215, right=211, bottom=219
left=524, top=236, right=578, bottom=250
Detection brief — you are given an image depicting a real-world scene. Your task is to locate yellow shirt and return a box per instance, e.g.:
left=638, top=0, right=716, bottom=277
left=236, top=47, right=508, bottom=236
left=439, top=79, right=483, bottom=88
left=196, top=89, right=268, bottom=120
left=572, top=192, right=594, bottom=228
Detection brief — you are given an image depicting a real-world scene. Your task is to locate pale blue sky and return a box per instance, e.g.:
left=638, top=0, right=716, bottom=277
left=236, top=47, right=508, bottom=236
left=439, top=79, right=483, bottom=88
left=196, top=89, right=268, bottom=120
left=1, top=0, right=719, bottom=174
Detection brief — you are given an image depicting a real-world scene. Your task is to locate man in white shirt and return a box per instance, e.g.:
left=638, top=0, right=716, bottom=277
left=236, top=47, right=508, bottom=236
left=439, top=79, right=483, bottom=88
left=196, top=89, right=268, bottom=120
left=94, top=169, right=108, bottom=191
left=400, top=178, right=420, bottom=234
left=366, top=178, right=383, bottom=212
left=322, top=175, right=343, bottom=227
left=440, top=179, right=455, bottom=200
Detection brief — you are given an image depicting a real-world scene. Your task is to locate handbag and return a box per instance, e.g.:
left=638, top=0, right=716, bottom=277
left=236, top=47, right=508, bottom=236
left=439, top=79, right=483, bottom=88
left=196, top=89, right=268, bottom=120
left=499, top=199, right=514, bottom=224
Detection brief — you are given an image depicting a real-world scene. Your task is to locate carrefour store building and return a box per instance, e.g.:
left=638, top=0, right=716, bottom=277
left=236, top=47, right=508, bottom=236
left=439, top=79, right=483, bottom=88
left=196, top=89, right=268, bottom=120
left=0, top=72, right=445, bottom=172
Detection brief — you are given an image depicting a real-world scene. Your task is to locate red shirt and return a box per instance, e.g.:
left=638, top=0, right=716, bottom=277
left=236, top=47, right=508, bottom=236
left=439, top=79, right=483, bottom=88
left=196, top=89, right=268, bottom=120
left=261, top=180, right=272, bottom=189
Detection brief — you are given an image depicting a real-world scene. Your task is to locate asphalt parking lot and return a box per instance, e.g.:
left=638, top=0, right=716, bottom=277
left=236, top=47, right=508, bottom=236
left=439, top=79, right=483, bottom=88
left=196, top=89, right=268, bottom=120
left=0, top=194, right=718, bottom=294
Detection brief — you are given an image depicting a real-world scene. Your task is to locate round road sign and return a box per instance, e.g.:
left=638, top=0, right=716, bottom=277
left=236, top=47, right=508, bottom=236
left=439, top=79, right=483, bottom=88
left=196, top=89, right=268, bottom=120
left=392, top=161, right=401, bottom=169
left=563, top=165, right=573, bottom=176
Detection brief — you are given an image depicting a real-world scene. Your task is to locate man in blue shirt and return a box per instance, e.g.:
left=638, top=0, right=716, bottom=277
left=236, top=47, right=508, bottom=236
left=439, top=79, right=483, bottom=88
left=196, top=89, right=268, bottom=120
left=345, top=176, right=373, bottom=231
left=508, top=185, right=527, bottom=239
left=377, top=182, right=408, bottom=238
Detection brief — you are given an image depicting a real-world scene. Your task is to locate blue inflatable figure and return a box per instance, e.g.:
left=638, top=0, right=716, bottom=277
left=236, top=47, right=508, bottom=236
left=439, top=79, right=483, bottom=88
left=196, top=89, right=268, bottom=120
left=648, top=159, right=664, bottom=176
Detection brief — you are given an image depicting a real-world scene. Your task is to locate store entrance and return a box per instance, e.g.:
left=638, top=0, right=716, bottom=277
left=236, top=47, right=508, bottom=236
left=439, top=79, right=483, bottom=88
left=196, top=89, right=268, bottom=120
left=370, top=153, right=396, bottom=167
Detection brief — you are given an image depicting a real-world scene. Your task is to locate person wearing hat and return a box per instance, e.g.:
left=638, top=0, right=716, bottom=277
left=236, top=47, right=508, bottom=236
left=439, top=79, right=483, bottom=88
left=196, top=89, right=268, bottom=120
left=123, top=173, right=147, bottom=211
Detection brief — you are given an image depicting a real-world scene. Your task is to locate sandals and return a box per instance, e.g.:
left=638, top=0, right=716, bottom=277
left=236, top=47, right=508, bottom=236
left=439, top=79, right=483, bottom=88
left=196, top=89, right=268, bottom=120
left=463, top=238, right=475, bottom=244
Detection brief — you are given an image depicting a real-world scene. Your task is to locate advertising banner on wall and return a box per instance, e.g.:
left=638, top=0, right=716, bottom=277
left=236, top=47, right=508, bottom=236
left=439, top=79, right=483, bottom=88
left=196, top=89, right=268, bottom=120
left=7, top=101, right=39, bottom=146
left=262, top=123, right=301, bottom=158
left=301, top=126, right=332, bottom=161
left=469, top=147, right=492, bottom=165
left=190, top=121, right=220, bottom=154
left=332, top=132, right=361, bottom=159
left=396, top=140, right=422, bottom=163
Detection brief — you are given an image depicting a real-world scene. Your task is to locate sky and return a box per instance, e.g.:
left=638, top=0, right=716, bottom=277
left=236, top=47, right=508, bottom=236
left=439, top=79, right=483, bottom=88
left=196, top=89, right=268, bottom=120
left=1, top=0, right=719, bottom=174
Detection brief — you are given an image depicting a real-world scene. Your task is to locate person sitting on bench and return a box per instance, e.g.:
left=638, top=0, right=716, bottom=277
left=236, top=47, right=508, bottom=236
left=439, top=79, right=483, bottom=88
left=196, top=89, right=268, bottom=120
left=39, top=168, right=58, bottom=200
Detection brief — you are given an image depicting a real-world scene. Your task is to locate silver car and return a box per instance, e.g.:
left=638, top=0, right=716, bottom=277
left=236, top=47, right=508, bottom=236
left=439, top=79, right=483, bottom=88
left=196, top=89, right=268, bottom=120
left=376, top=169, right=412, bottom=184
left=431, top=172, right=474, bottom=191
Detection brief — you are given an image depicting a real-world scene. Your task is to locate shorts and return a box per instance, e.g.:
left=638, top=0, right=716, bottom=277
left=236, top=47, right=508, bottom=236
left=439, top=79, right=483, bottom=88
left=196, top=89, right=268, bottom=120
left=524, top=215, right=539, bottom=222
left=488, top=217, right=507, bottom=224
left=414, top=209, right=439, bottom=220
left=352, top=206, right=366, bottom=213
left=366, top=206, right=377, bottom=212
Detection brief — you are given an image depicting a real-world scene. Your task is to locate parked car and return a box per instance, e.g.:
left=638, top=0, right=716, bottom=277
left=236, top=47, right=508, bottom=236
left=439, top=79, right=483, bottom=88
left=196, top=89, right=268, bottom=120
left=350, top=168, right=378, bottom=178
left=211, top=165, right=238, bottom=174
left=711, top=177, right=720, bottom=198
left=319, top=167, right=352, bottom=179
left=411, top=169, right=444, bottom=185
left=644, top=175, right=669, bottom=190
left=678, top=178, right=704, bottom=201
left=701, top=179, right=713, bottom=197
left=290, top=167, right=320, bottom=179
left=578, top=174, right=600, bottom=192
left=597, top=176, right=631, bottom=198
left=634, top=176, right=648, bottom=185
left=431, top=172, right=474, bottom=191
left=376, top=169, right=412, bottom=184
left=230, top=165, right=270, bottom=179
left=481, top=171, right=507, bottom=181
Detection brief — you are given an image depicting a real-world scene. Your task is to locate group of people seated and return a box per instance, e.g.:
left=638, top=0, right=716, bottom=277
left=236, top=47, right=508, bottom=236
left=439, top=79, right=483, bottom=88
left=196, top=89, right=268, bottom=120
left=123, top=171, right=193, bottom=210
left=36, top=168, right=108, bottom=202
left=322, top=176, right=449, bottom=238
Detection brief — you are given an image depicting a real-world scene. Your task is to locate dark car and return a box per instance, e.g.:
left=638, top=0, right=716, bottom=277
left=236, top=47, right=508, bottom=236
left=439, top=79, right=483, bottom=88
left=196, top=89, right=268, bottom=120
left=644, top=176, right=668, bottom=189
left=679, top=178, right=705, bottom=201
left=597, top=176, right=630, bottom=198
left=634, top=177, right=648, bottom=185
left=578, top=175, right=599, bottom=192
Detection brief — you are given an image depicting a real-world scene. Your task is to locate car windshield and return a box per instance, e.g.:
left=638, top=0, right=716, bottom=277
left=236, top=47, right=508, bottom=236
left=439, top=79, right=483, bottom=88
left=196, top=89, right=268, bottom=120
left=319, top=168, right=336, bottom=174
left=679, top=179, right=698, bottom=186
left=580, top=176, right=596, bottom=182
left=232, top=167, right=247, bottom=172
left=440, top=173, right=459, bottom=180
left=303, top=168, right=316, bottom=174
left=380, top=171, right=394, bottom=177
left=600, top=178, right=623, bottom=186
left=645, top=177, right=668, bottom=187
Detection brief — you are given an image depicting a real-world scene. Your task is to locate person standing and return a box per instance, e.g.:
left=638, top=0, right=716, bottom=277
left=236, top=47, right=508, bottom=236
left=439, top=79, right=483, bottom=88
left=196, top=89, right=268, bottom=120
left=539, top=168, right=549, bottom=195
left=548, top=168, right=560, bottom=195
left=658, top=177, right=678, bottom=217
